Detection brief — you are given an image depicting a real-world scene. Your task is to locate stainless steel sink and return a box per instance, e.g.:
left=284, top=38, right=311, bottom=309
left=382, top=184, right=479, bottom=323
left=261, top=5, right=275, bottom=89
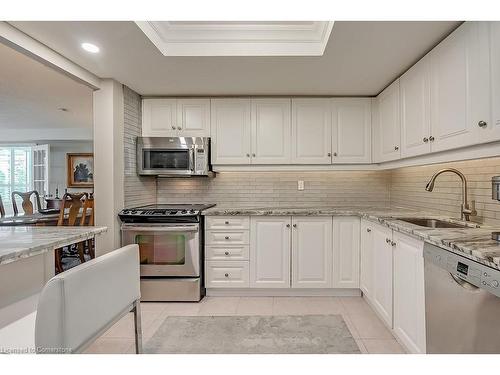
left=394, top=218, right=470, bottom=228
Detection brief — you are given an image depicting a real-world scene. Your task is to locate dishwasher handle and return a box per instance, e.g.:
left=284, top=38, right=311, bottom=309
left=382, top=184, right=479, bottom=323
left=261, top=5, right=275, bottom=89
left=449, top=273, right=480, bottom=291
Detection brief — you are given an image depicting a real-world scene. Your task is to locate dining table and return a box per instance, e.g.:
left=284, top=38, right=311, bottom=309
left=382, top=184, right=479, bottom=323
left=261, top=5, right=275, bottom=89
left=0, top=210, right=89, bottom=226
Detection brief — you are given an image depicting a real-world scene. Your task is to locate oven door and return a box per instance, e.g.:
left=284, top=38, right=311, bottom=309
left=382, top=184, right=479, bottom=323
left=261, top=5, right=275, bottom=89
left=139, top=147, right=194, bottom=176
left=121, top=223, right=200, bottom=277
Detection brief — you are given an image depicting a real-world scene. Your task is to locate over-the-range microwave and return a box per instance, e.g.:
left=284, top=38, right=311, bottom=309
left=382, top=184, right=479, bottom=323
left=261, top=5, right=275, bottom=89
left=137, top=137, right=213, bottom=177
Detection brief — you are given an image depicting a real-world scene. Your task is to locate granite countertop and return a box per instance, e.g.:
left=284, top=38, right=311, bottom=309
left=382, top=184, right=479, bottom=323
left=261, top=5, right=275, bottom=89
left=0, top=226, right=108, bottom=265
left=202, top=206, right=500, bottom=270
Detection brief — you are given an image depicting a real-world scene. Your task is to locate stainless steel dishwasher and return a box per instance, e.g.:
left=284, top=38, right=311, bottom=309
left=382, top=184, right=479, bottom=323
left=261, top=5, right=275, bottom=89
left=424, top=243, right=500, bottom=353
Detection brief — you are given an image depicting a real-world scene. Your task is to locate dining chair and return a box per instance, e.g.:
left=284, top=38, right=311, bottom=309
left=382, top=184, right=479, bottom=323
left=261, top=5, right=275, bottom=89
left=11, top=190, right=42, bottom=216
left=55, top=193, right=88, bottom=274
left=0, top=194, right=5, bottom=218
left=80, top=194, right=95, bottom=259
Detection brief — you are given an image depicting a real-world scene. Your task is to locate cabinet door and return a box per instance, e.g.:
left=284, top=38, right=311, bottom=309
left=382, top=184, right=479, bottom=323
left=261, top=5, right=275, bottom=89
left=393, top=232, right=426, bottom=354
left=251, top=99, right=291, bottom=164
left=210, top=99, right=251, bottom=164
left=291, top=216, right=333, bottom=288
left=373, top=80, right=401, bottom=162
left=250, top=217, right=291, bottom=288
left=177, top=99, right=210, bottom=137
left=371, top=223, right=393, bottom=328
left=331, top=98, right=371, bottom=163
left=291, top=99, right=332, bottom=164
left=332, top=217, right=360, bottom=288
left=360, top=219, right=374, bottom=300
left=142, top=99, right=177, bottom=136
left=485, top=22, right=500, bottom=142
left=400, top=55, right=432, bottom=158
left=430, top=22, right=488, bottom=152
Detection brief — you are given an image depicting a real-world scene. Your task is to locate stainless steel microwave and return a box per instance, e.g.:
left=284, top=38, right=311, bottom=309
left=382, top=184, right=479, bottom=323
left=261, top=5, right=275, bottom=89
left=137, top=137, right=212, bottom=177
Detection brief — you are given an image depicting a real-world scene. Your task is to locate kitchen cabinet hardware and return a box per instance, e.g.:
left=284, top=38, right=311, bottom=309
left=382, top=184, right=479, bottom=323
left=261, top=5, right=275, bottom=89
left=391, top=241, right=397, bottom=246
left=478, top=120, right=487, bottom=128
left=293, top=224, right=297, bottom=228
left=423, top=137, right=429, bottom=143
left=224, top=273, right=229, bottom=278
left=327, top=152, right=331, bottom=157
left=394, top=146, right=399, bottom=151
left=333, top=152, right=337, bottom=156
left=225, top=221, right=229, bottom=225
left=367, top=228, right=371, bottom=232
left=286, top=224, right=291, bottom=228
left=429, top=136, right=435, bottom=142
left=224, top=251, right=229, bottom=256
left=225, top=236, right=230, bottom=240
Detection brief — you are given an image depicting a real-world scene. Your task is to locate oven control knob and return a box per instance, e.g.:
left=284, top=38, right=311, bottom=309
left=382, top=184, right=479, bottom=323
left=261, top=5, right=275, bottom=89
left=181, top=210, right=187, bottom=214
left=190, top=209, right=196, bottom=213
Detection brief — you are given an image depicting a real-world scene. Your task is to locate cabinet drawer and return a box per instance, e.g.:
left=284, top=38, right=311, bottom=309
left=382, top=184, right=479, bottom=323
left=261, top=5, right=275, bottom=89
left=206, top=216, right=250, bottom=230
left=206, top=231, right=249, bottom=245
left=205, top=261, right=249, bottom=288
left=205, top=245, right=249, bottom=260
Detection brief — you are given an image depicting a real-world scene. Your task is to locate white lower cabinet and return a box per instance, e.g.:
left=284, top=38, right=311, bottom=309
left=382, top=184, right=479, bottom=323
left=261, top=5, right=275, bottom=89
left=332, top=217, right=360, bottom=288
left=205, top=261, right=249, bottom=288
left=370, top=222, right=394, bottom=328
left=360, top=219, right=374, bottom=298
left=393, top=232, right=426, bottom=354
left=250, top=217, right=291, bottom=288
left=291, top=216, right=333, bottom=288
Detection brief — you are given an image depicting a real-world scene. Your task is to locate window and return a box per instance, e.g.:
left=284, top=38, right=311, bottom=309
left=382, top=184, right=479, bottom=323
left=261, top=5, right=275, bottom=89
left=0, top=146, right=32, bottom=215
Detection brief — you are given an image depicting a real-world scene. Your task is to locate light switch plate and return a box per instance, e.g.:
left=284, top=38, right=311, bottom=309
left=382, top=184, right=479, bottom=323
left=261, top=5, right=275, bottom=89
left=298, top=180, right=305, bottom=191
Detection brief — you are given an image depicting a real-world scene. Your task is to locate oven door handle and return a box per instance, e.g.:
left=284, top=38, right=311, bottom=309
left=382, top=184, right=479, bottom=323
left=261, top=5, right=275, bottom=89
left=121, top=224, right=199, bottom=232
left=189, top=148, right=195, bottom=171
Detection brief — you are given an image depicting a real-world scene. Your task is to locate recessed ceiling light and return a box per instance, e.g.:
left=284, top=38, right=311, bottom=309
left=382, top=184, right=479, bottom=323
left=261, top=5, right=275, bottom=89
left=81, top=42, right=99, bottom=53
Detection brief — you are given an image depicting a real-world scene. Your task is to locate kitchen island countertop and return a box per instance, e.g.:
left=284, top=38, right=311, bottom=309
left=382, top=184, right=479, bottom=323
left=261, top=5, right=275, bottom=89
left=0, top=226, right=108, bottom=265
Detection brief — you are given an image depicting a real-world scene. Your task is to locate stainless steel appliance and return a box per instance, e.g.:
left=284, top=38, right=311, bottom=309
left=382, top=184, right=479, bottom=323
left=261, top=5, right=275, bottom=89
left=137, top=137, right=212, bottom=177
left=424, top=243, right=500, bottom=353
left=119, top=203, right=215, bottom=301
left=491, top=176, right=500, bottom=241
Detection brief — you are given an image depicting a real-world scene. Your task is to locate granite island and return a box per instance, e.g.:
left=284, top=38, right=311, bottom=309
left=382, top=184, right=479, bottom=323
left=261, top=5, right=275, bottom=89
left=0, top=226, right=107, bottom=332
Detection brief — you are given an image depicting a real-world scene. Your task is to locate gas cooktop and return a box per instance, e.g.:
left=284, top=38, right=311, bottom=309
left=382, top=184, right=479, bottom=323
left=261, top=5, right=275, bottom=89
left=118, top=203, right=216, bottom=221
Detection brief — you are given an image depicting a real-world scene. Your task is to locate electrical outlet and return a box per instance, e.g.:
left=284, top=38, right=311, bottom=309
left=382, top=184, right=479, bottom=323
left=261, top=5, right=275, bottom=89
left=298, top=180, right=305, bottom=191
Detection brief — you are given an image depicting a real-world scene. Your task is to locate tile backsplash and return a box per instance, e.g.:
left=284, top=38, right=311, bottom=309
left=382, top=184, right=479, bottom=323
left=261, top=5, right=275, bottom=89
left=156, top=171, right=391, bottom=208
left=390, top=157, right=500, bottom=226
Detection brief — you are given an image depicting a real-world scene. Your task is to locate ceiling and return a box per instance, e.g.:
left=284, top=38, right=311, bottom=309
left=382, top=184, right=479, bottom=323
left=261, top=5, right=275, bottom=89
left=0, top=42, right=93, bottom=141
left=9, top=21, right=461, bottom=96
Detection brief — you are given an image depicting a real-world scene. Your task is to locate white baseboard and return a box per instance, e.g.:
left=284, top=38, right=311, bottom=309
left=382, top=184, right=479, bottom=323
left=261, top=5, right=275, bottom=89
left=206, top=288, right=361, bottom=297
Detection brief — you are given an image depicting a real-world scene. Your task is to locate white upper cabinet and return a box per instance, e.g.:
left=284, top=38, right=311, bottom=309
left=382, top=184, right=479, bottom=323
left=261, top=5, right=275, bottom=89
left=332, top=217, right=360, bottom=288
left=430, top=22, right=490, bottom=152
left=176, top=99, right=210, bottom=136
left=400, top=55, right=432, bottom=158
left=373, top=80, right=401, bottom=162
left=142, top=98, right=210, bottom=137
left=250, top=217, right=291, bottom=288
left=291, top=98, right=332, bottom=164
left=251, top=99, right=291, bottom=164
left=331, top=98, right=372, bottom=163
left=142, top=99, right=177, bottom=137
left=291, top=216, right=333, bottom=288
left=210, top=99, right=252, bottom=164
left=393, top=232, right=426, bottom=354
left=485, top=22, right=500, bottom=142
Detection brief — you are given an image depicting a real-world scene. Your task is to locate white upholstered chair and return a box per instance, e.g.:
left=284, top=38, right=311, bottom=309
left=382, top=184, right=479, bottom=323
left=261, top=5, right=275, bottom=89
left=0, top=244, right=142, bottom=354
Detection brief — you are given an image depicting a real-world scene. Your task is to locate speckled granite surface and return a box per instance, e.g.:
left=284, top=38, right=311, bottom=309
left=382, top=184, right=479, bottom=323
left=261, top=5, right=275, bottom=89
left=203, top=206, right=500, bottom=270
left=0, top=226, right=108, bottom=265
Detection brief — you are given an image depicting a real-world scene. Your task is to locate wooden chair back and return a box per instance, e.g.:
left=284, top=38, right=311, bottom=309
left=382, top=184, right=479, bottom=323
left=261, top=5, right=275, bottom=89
left=81, top=195, right=94, bottom=226
left=12, top=190, right=42, bottom=215
left=57, top=193, right=87, bottom=226
left=0, top=194, right=5, bottom=218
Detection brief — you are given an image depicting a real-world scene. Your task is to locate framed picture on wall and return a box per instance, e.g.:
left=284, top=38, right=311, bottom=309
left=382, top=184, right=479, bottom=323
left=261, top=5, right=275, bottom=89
left=67, top=153, right=94, bottom=187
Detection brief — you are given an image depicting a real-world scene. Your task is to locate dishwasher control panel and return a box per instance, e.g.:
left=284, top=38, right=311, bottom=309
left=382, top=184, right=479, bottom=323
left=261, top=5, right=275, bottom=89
left=424, top=243, right=500, bottom=298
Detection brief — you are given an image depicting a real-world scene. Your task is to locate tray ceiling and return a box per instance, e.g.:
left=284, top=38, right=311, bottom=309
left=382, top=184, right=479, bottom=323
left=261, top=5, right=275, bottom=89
left=135, top=21, right=334, bottom=56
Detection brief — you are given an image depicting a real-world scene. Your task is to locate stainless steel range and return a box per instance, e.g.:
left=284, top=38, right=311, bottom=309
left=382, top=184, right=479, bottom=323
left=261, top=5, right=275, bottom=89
left=119, top=204, right=215, bottom=302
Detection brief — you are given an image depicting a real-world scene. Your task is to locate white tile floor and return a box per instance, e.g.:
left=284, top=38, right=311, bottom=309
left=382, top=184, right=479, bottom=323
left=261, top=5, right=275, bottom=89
left=84, top=296, right=406, bottom=354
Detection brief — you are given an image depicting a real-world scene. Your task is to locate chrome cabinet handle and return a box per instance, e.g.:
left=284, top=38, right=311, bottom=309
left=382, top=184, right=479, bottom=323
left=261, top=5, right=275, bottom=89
left=224, top=251, right=230, bottom=256
left=293, top=224, right=297, bottom=228
left=246, top=153, right=250, bottom=157
left=177, top=126, right=182, bottom=130
left=386, top=238, right=391, bottom=243
left=394, top=145, right=399, bottom=151
left=286, top=224, right=291, bottom=228
left=423, top=137, right=429, bottom=143
left=224, top=221, right=229, bottom=225
left=366, top=228, right=371, bottom=233
left=429, top=136, right=435, bottom=142
left=224, top=273, right=229, bottom=278
left=478, top=120, right=487, bottom=128
left=252, top=153, right=256, bottom=157
left=391, top=241, right=396, bottom=246
left=224, top=236, right=230, bottom=240
left=333, top=152, right=337, bottom=157
left=171, top=125, right=176, bottom=130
